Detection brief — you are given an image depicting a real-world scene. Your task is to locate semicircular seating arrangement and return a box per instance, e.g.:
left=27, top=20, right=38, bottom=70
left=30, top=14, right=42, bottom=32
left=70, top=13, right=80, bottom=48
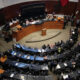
left=0, top=27, right=80, bottom=80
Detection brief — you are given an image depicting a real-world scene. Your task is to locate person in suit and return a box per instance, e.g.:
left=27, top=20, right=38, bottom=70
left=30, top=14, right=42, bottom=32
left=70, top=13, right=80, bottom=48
left=63, top=16, right=68, bottom=29
left=70, top=13, right=75, bottom=27
left=45, top=8, right=48, bottom=16
left=76, top=19, right=80, bottom=29
left=42, top=44, right=46, bottom=49
left=26, top=19, right=30, bottom=25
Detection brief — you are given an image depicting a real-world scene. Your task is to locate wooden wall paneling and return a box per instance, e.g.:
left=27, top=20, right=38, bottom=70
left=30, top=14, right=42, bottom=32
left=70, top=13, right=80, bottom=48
left=0, top=1, right=79, bottom=22
left=45, top=1, right=57, bottom=14
left=59, top=2, right=76, bottom=15
left=75, top=2, right=80, bottom=19
left=3, top=1, right=46, bottom=21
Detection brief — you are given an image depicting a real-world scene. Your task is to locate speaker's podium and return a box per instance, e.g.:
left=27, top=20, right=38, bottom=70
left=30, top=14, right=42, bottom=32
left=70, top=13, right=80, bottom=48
left=41, top=28, right=46, bottom=36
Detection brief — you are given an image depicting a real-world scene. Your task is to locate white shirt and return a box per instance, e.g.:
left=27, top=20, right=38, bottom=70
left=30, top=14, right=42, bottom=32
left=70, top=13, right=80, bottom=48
left=9, top=22, right=13, bottom=26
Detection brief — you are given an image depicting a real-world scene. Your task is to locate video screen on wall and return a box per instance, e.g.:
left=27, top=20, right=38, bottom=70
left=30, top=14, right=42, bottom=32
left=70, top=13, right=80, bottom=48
left=20, top=3, right=46, bottom=19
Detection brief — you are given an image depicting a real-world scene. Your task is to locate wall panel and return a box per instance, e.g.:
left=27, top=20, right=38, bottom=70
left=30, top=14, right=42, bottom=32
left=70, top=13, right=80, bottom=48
left=0, top=0, right=80, bottom=26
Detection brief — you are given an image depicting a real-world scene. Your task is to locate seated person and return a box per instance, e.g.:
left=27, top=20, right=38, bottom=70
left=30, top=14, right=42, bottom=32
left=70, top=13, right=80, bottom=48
left=25, top=19, right=30, bottom=25
left=57, top=47, right=62, bottom=54
left=3, top=23, right=10, bottom=31
left=42, top=44, right=46, bottom=49
left=57, top=17, right=61, bottom=21
left=16, top=25, right=22, bottom=30
left=48, top=14, right=54, bottom=21
left=29, top=18, right=38, bottom=25
left=12, top=18, right=17, bottom=24
left=29, top=18, right=34, bottom=22
left=9, top=19, right=13, bottom=26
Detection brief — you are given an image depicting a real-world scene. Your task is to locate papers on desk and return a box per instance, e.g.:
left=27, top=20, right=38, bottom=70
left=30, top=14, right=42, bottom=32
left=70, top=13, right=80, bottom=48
left=42, top=66, right=49, bottom=70
left=11, top=51, right=15, bottom=55
left=13, top=20, right=17, bottom=24
left=30, top=56, right=34, bottom=60
left=14, top=61, right=29, bottom=68
left=63, top=74, right=68, bottom=79
left=56, top=64, right=61, bottom=69
left=38, top=49, right=46, bottom=52
left=22, top=55, right=27, bottom=58
left=35, top=56, right=44, bottom=61
left=15, top=63, right=18, bottom=66
left=21, top=75, right=25, bottom=80
left=30, top=21, right=36, bottom=24
left=9, top=22, right=13, bottom=26
left=42, top=49, right=45, bottom=52
left=10, top=73, right=14, bottom=78
left=14, top=52, right=17, bottom=56
left=27, top=56, right=30, bottom=59
left=11, top=51, right=16, bottom=56
left=64, top=63, right=67, bottom=67
left=15, top=44, right=21, bottom=48
left=54, top=14, right=64, bottom=18
left=38, top=49, right=42, bottom=52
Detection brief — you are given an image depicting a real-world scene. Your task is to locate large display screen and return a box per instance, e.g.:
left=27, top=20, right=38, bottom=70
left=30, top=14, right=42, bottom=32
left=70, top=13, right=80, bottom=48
left=20, top=3, right=45, bottom=19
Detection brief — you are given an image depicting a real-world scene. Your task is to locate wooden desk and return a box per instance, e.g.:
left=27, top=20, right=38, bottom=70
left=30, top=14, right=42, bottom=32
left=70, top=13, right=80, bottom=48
left=42, top=28, right=46, bottom=36
left=12, top=21, right=64, bottom=41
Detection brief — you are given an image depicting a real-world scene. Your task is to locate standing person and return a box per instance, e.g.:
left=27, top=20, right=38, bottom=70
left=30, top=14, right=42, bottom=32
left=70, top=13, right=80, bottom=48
left=70, top=13, right=75, bottom=27
left=71, top=17, right=74, bottom=26
left=63, top=16, right=67, bottom=29
left=26, top=19, right=30, bottom=26
left=45, top=8, right=48, bottom=16
left=76, top=19, right=80, bottom=29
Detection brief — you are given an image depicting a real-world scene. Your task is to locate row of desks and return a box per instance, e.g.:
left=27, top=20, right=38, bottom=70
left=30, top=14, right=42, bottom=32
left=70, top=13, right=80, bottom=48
left=14, top=43, right=56, bottom=53
left=62, top=70, right=80, bottom=80
left=1, top=70, right=53, bottom=80
left=7, top=49, right=72, bottom=62
left=9, top=50, right=65, bottom=61
left=3, top=59, right=48, bottom=71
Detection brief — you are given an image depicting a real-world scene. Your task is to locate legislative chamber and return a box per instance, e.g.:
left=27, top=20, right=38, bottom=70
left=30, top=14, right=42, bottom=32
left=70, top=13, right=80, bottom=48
left=0, top=0, right=80, bottom=80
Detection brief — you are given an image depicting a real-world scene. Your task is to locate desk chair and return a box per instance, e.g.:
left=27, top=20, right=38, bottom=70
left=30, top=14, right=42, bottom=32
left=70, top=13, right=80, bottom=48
left=39, top=15, right=43, bottom=19
left=45, top=75, right=53, bottom=80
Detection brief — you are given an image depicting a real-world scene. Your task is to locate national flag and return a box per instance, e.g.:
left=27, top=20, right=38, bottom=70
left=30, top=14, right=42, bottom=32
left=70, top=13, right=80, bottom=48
left=60, top=0, right=69, bottom=6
